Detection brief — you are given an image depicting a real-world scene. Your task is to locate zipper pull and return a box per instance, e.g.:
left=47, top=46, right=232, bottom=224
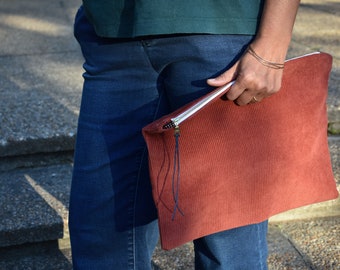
left=174, top=125, right=180, bottom=137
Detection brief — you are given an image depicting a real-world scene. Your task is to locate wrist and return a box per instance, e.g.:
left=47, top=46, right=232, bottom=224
left=247, top=45, right=285, bottom=70
left=250, top=36, right=291, bottom=63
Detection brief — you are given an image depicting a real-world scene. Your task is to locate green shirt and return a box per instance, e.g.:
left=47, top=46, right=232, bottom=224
left=83, top=0, right=264, bottom=38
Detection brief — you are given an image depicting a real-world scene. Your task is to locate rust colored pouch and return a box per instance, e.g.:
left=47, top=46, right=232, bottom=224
left=142, top=52, right=338, bottom=250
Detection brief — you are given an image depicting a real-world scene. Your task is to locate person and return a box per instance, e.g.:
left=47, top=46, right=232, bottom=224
left=69, top=0, right=300, bottom=269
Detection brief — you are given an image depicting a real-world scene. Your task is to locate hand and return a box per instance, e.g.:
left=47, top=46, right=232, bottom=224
left=207, top=44, right=284, bottom=106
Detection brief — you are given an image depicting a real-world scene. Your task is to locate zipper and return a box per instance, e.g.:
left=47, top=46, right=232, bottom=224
left=163, top=80, right=235, bottom=129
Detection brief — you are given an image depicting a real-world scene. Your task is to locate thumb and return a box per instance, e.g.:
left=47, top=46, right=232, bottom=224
left=207, top=64, right=237, bottom=87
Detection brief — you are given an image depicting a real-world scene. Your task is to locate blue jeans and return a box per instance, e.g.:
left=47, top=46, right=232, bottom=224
left=69, top=6, right=268, bottom=270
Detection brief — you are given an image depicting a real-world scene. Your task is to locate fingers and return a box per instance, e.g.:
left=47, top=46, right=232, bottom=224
left=207, top=65, right=238, bottom=87
left=233, top=89, right=263, bottom=106
left=227, top=76, right=269, bottom=106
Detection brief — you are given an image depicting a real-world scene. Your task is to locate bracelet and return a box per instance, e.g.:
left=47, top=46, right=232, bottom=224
left=247, top=45, right=285, bottom=70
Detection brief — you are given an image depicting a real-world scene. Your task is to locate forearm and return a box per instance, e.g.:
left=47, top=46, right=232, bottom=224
left=252, top=0, right=300, bottom=62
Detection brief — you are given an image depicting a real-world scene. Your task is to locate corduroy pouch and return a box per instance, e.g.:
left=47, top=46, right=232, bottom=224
left=142, top=52, right=338, bottom=250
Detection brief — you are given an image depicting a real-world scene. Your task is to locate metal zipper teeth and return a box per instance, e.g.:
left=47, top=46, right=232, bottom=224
left=170, top=81, right=235, bottom=126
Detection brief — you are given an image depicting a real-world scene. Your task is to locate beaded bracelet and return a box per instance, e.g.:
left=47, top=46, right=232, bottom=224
left=247, top=45, right=285, bottom=70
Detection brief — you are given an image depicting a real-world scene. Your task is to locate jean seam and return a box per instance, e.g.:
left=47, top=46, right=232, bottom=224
left=131, top=91, right=165, bottom=269
left=132, top=150, right=143, bottom=270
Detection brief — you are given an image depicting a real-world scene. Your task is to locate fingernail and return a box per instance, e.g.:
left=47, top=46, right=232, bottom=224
left=207, top=78, right=217, bottom=83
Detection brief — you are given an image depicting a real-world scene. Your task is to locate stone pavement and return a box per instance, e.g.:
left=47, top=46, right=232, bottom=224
left=0, top=0, right=339, bottom=269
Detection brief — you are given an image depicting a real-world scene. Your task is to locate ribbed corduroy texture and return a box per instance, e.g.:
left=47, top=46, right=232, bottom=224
left=142, top=52, right=338, bottom=250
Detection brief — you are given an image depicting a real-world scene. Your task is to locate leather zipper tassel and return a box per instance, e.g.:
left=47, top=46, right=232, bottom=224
left=172, top=125, right=184, bottom=220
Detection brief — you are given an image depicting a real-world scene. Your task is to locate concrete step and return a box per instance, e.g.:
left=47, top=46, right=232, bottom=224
left=0, top=163, right=72, bottom=248
left=0, top=0, right=83, bottom=159
left=0, top=49, right=82, bottom=158
left=0, top=151, right=74, bottom=173
left=0, top=240, right=72, bottom=270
